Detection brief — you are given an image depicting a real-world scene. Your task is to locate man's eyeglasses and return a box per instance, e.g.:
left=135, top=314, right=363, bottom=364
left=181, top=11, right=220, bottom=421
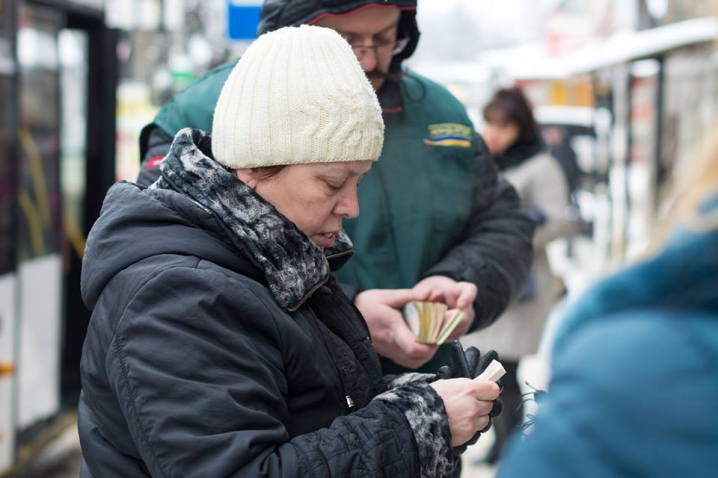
left=345, top=37, right=410, bottom=60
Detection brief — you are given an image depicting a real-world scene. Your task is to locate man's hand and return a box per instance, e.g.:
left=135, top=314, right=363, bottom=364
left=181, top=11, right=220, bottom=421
left=413, top=276, right=478, bottom=341
left=354, top=289, right=438, bottom=369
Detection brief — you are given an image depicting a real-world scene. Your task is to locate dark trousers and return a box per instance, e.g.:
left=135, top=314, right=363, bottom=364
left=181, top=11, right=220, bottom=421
left=488, top=359, right=523, bottom=463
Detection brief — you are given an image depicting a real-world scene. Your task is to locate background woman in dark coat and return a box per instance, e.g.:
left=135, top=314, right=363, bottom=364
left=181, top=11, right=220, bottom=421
left=462, top=87, right=572, bottom=463
left=78, top=25, right=500, bottom=478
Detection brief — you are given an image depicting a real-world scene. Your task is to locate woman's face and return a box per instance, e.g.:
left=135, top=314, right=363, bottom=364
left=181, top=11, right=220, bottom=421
left=236, top=161, right=373, bottom=249
left=482, top=121, right=520, bottom=155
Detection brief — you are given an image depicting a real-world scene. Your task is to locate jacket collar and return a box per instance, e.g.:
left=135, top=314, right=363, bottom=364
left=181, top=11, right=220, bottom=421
left=494, top=130, right=545, bottom=172
left=157, top=128, right=354, bottom=312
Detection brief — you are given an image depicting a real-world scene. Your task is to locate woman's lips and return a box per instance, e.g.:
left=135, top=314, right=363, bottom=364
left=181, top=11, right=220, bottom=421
left=314, top=232, right=337, bottom=248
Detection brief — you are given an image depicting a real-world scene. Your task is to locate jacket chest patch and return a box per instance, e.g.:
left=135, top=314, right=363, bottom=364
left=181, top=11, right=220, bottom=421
left=423, top=123, right=472, bottom=148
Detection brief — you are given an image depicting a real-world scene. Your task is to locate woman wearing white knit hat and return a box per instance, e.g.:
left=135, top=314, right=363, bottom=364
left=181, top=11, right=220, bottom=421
left=78, top=25, right=499, bottom=477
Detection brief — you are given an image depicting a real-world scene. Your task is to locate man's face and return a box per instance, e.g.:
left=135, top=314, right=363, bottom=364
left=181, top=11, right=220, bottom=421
left=314, top=6, right=401, bottom=91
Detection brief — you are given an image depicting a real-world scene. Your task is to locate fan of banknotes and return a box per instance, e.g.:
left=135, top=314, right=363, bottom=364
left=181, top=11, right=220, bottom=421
left=402, top=301, right=464, bottom=345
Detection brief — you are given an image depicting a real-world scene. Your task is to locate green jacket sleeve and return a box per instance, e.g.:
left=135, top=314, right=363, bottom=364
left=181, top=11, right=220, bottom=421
left=422, top=133, right=535, bottom=330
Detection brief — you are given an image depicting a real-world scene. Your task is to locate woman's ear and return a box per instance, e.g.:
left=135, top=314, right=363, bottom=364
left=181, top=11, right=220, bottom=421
left=233, top=168, right=259, bottom=189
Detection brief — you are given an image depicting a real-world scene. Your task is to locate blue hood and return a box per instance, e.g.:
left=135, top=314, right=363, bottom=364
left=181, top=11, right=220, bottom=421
left=554, top=194, right=718, bottom=354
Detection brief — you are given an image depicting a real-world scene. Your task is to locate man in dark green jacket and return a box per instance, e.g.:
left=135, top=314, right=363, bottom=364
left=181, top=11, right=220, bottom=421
left=137, top=0, right=534, bottom=375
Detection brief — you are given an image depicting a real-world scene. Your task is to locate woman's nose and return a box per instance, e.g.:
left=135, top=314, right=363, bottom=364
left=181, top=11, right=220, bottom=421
left=482, top=128, right=499, bottom=154
left=335, top=190, right=360, bottom=219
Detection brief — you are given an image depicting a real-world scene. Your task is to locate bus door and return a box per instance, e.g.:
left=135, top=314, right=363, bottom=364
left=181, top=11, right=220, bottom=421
left=15, top=0, right=117, bottom=433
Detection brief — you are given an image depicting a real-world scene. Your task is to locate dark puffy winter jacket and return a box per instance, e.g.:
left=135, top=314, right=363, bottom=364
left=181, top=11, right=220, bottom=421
left=79, top=129, right=456, bottom=477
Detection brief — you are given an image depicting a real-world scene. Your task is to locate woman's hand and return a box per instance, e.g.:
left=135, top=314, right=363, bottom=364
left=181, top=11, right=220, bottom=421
left=430, top=378, right=500, bottom=447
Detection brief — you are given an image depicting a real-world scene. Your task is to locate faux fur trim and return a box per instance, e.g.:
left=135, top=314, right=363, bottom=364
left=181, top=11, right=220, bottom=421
left=385, top=373, right=436, bottom=389
left=375, top=382, right=456, bottom=477
left=157, top=128, right=353, bottom=310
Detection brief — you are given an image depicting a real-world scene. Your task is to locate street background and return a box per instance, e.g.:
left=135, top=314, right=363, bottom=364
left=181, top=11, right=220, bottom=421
left=1, top=0, right=718, bottom=476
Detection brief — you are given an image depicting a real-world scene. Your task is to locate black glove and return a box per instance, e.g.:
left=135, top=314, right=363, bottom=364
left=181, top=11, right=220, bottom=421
left=436, top=341, right=503, bottom=454
left=436, top=341, right=499, bottom=381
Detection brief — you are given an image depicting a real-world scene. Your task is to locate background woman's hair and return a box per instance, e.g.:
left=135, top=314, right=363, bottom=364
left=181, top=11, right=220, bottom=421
left=651, top=8, right=718, bottom=248
left=651, top=120, right=718, bottom=250
left=483, top=87, right=538, bottom=139
left=671, top=122, right=718, bottom=224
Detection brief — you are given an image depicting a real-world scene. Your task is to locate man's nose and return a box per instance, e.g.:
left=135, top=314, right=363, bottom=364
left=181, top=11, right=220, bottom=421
left=357, top=47, right=378, bottom=73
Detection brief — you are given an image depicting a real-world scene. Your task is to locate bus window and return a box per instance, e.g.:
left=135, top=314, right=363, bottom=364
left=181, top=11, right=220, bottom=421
left=17, top=4, right=62, bottom=263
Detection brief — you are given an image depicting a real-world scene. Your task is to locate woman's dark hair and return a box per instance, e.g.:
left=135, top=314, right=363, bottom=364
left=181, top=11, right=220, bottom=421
left=252, top=165, right=286, bottom=180
left=227, top=165, right=286, bottom=182
left=483, top=87, right=538, bottom=139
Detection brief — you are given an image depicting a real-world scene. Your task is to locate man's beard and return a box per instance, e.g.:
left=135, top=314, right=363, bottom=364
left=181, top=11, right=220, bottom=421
left=365, top=68, right=405, bottom=84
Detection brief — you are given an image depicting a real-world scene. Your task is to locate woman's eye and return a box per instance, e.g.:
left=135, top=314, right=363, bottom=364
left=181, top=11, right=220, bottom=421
left=326, top=181, right=343, bottom=191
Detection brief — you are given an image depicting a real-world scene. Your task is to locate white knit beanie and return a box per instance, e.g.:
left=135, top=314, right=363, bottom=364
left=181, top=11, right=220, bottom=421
left=212, top=25, right=384, bottom=169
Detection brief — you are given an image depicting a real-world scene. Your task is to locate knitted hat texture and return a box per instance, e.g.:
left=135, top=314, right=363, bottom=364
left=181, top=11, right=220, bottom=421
left=212, top=25, right=384, bottom=169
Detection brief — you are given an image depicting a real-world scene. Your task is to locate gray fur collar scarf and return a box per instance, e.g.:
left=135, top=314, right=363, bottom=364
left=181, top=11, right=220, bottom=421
left=155, top=128, right=354, bottom=311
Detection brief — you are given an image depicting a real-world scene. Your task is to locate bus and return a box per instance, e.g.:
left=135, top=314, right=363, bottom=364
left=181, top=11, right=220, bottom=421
left=0, top=0, right=117, bottom=473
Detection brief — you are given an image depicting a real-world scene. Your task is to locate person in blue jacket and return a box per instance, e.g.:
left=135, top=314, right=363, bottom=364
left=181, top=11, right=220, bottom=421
left=497, top=128, right=718, bottom=477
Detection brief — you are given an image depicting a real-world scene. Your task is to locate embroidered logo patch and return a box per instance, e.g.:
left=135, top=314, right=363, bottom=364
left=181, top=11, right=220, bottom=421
left=423, top=123, right=472, bottom=148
